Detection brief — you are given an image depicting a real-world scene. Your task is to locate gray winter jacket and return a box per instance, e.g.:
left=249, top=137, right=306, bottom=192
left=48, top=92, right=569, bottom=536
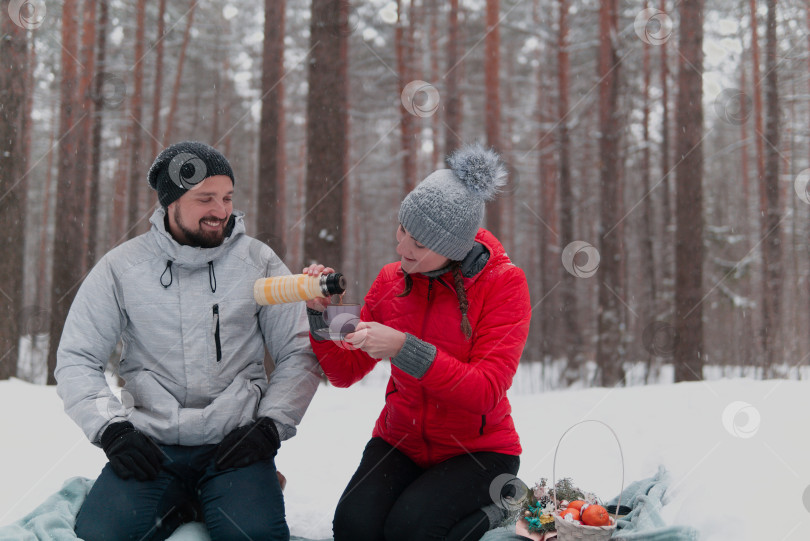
left=55, top=208, right=320, bottom=447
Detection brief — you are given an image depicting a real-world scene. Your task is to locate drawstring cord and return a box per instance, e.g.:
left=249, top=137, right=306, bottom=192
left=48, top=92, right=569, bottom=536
left=160, top=260, right=173, bottom=288
left=208, top=261, right=217, bottom=293
left=159, top=259, right=216, bottom=293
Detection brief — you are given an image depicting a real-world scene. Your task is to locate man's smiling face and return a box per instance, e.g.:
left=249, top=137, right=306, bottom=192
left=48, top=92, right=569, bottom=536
left=166, top=175, right=234, bottom=248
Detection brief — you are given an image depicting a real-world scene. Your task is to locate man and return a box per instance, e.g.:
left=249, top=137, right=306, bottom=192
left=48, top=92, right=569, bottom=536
left=55, top=141, right=320, bottom=540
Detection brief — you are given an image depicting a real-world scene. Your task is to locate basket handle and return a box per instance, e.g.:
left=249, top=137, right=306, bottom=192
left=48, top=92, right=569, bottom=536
left=552, top=419, right=624, bottom=523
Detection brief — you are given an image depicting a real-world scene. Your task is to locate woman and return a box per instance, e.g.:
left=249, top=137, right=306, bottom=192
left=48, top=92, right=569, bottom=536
left=305, top=143, right=532, bottom=541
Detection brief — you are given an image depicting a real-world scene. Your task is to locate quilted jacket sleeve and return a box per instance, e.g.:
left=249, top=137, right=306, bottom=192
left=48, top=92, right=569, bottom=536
left=55, top=256, right=129, bottom=444
left=310, top=270, right=391, bottom=387
left=256, top=250, right=322, bottom=441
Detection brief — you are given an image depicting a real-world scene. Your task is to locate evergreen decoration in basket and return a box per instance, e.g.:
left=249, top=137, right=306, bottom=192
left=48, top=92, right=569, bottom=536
left=513, top=477, right=589, bottom=534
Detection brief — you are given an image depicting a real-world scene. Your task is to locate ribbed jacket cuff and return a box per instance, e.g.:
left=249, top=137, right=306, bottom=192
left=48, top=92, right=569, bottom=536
left=307, top=308, right=328, bottom=341
left=391, top=333, right=436, bottom=379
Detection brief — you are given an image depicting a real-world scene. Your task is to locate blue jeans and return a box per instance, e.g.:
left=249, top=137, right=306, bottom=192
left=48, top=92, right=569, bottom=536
left=75, top=444, right=289, bottom=541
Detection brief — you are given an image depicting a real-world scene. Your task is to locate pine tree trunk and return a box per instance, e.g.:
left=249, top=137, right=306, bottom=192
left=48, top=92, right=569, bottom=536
left=557, top=0, right=582, bottom=378
left=444, top=0, right=462, bottom=153
left=258, top=0, right=287, bottom=260
left=595, top=0, right=623, bottom=387
left=760, top=0, right=781, bottom=377
left=749, top=0, right=765, bottom=188
left=428, top=0, right=441, bottom=169
left=304, top=0, right=349, bottom=268
left=396, top=0, right=417, bottom=195
left=78, top=0, right=97, bottom=273
left=35, top=100, right=57, bottom=337
left=659, top=0, right=673, bottom=304
left=484, top=0, right=503, bottom=240
left=640, top=0, right=658, bottom=380
left=112, top=135, right=129, bottom=243
left=47, top=0, right=83, bottom=384
left=0, top=2, right=29, bottom=380
left=749, top=0, right=766, bottom=369
left=740, top=59, right=749, bottom=205
left=501, top=38, right=515, bottom=253
left=21, top=26, right=34, bottom=185
left=212, top=31, right=223, bottom=145
left=165, top=0, right=198, bottom=145
left=126, top=0, right=147, bottom=238
left=674, top=0, right=705, bottom=382
left=150, top=0, right=167, bottom=160
left=535, top=0, right=559, bottom=363
left=89, top=0, right=109, bottom=257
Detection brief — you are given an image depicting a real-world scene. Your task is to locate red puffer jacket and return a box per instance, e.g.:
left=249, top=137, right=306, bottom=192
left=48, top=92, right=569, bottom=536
left=312, top=229, right=531, bottom=468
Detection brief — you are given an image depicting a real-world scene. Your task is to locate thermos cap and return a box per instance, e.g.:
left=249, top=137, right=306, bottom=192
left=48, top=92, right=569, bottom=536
left=322, top=273, right=347, bottom=295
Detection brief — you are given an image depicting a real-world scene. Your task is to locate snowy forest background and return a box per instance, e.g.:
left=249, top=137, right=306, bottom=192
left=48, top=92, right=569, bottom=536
left=0, top=0, right=806, bottom=388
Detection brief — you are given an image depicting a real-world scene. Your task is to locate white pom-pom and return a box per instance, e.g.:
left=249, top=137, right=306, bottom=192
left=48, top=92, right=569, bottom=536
left=446, top=142, right=508, bottom=201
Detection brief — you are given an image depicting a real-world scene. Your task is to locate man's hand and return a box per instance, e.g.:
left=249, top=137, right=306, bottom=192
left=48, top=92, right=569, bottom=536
left=345, top=321, right=407, bottom=360
left=215, top=417, right=280, bottom=470
left=99, top=421, right=164, bottom=481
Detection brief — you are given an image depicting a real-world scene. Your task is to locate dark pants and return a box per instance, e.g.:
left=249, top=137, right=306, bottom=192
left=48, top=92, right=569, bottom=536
left=334, top=437, right=520, bottom=541
left=75, top=444, right=289, bottom=541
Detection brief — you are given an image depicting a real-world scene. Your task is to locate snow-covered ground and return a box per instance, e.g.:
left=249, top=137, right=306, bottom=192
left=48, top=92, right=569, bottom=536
left=1, top=363, right=809, bottom=540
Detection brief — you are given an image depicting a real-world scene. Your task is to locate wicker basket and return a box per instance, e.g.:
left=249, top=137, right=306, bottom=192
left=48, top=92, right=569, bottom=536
left=552, top=420, right=624, bottom=541
left=554, top=513, right=616, bottom=540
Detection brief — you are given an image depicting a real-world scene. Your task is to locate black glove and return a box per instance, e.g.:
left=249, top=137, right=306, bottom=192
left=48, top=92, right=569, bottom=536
left=99, top=421, right=164, bottom=481
left=215, top=417, right=280, bottom=470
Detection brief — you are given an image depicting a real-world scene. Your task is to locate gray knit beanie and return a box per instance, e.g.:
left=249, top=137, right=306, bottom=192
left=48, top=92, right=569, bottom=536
left=147, top=141, right=235, bottom=208
left=398, top=143, right=507, bottom=261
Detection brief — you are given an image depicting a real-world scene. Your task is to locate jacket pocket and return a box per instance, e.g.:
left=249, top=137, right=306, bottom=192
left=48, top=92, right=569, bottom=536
left=479, top=414, right=487, bottom=435
left=212, top=304, right=222, bottom=362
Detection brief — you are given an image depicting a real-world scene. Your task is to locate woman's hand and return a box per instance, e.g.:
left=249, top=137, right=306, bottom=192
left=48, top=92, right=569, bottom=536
left=302, top=264, right=334, bottom=311
left=345, top=321, right=406, bottom=360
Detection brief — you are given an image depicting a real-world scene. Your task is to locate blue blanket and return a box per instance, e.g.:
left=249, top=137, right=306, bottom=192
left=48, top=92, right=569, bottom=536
left=480, top=466, right=698, bottom=541
left=0, top=467, right=696, bottom=540
left=0, top=477, right=92, bottom=541
left=604, top=466, right=698, bottom=540
left=0, top=478, right=323, bottom=541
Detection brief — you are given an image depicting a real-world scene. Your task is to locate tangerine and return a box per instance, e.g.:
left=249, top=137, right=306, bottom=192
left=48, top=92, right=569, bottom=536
left=567, top=500, right=586, bottom=511
left=581, top=504, right=610, bottom=526
left=558, top=507, right=580, bottom=521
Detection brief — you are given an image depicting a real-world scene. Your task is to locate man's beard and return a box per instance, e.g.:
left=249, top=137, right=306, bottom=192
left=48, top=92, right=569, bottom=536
left=174, top=206, right=228, bottom=248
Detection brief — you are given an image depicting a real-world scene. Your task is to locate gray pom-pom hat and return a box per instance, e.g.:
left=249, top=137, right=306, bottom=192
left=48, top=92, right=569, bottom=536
left=398, top=142, right=507, bottom=261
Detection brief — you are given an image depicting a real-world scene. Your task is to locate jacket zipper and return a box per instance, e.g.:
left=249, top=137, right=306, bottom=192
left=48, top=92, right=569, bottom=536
left=480, top=415, right=486, bottom=435
left=420, top=279, right=434, bottom=463
left=213, top=304, right=222, bottom=362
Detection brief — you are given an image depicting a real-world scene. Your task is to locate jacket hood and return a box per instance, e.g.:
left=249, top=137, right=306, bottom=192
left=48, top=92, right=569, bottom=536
left=148, top=207, right=246, bottom=267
